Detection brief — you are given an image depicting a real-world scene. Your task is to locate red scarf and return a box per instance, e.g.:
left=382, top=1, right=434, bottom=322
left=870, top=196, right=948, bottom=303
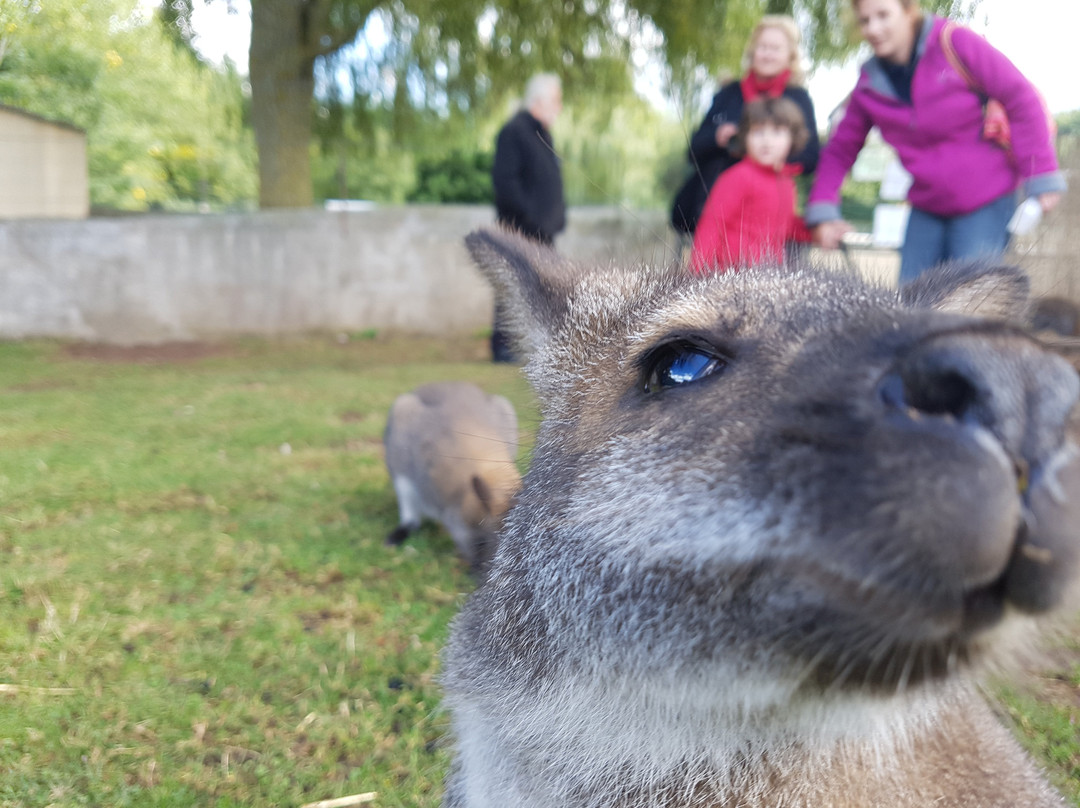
left=740, top=69, right=791, bottom=101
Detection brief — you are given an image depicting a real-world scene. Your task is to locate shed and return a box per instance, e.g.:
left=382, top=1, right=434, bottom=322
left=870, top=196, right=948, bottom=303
left=0, top=104, right=89, bottom=219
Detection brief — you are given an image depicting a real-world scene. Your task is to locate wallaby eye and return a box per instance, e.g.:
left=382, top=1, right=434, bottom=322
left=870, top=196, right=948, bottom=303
left=642, top=340, right=729, bottom=393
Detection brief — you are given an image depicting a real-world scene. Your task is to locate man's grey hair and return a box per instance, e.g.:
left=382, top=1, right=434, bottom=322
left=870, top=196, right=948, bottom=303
left=524, top=73, right=561, bottom=109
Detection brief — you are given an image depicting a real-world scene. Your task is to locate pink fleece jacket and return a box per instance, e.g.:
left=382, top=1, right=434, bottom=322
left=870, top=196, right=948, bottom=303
left=806, top=15, right=1065, bottom=224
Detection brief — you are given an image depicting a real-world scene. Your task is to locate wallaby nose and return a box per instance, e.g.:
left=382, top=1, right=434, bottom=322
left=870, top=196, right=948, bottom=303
left=884, top=329, right=1079, bottom=469
left=880, top=328, right=1080, bottom=614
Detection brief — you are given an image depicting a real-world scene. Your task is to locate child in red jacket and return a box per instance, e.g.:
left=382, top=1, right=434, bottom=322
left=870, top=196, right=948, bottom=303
left=690, top=97, right=812, bottom=273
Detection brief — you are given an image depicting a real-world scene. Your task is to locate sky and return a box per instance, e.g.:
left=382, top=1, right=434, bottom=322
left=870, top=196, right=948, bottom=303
left=185, top=0, right=1077, bottom=115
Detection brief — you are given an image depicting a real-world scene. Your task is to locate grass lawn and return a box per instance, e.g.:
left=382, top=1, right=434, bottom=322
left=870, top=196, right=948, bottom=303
left=0, top=333, right=1076, bottom=807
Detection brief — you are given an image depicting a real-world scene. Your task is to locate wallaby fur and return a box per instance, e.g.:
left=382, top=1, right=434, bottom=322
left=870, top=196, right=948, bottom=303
left=442, top=229, right=1080, bottom=808
left=384, top=381, right=521, bottom=571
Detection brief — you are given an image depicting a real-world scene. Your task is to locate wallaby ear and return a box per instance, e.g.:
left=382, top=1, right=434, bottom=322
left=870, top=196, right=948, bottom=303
left=466, top=228, right=576, bottom=355
left=900, top=262, right=1030, bottom=322
left=472, top=474, right=494, bottom=516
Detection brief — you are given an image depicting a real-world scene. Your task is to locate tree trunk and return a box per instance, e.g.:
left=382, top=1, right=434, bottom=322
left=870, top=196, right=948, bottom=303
left=249, top=0, right=316, bottom=208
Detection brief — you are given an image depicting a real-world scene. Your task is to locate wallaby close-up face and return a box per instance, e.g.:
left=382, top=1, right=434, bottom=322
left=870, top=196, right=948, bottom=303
left=442, top=229, right=1080, bottom=808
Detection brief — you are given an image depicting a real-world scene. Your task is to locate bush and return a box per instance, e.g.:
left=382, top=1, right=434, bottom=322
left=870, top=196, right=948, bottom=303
left=408, top=150, right=494, bottom=204
left=840, top=179, right=882, bottom=230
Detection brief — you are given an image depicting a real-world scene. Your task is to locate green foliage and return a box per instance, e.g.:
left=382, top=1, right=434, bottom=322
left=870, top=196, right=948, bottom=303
left=311, top=88, right=684, bottom=208
left=312, top=121, right=418, bottom=202
left=0, top=0, right=988, bottom=211
left=408, top=150, right=494, bottom=204
left=559, top=93, right=687, bottom=208
left=1056, top=109, right=1080, bottom=161
left=156, top=0, right=199, bottom=55
left=0, top=0, right=256, bottom=212
left=306, top=0, right=983, bottom=210
left=839, top=178, right=881, bottom=229
left=1058, top=110, right=1080, bottom=138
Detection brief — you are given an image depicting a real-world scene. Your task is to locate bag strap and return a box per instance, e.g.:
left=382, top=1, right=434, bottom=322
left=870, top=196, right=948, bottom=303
left=940, top=21, right=981, bottom=94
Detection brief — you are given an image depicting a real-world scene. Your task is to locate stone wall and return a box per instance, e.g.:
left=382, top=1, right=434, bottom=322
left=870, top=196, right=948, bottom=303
left=2, top=196, right=1072, bottom=345
left=0, top=206, right=673, bottom=344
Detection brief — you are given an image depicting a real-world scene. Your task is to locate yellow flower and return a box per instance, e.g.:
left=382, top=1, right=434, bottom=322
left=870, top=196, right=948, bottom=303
left=105, top=50, right=123, bottom=69
left=132, top=187, right=147, bottom=201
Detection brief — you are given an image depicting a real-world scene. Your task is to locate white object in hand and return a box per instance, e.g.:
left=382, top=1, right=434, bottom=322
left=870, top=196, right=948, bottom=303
left=1008, top=197, right=1043, bottom=236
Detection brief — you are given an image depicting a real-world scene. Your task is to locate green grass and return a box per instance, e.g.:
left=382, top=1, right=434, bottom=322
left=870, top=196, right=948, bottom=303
left=994, top=627, right=1080, bottom=803
left=0, top=334, right=535, bottom=807
left=0, top=334, right=1077, bottom=807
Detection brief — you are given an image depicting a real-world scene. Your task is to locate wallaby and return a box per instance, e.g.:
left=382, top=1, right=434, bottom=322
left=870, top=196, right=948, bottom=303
left=441, top=228, right=1080, bottom=808
left=1032, top=295, right=1080, bottom=337
left=384, top=381, right=521, bottom=572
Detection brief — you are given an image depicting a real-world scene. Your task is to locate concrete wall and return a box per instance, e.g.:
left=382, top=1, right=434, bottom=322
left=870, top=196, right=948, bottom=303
left=0, top=206, right=674, bottom=344
left=0, top=107, right=89, bottom=220
left=3, top=200, right=1071, bottom=345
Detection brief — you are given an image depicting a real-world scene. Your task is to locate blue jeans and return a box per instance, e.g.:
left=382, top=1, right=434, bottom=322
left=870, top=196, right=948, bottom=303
left=898, top=191, right=1017, bottom=285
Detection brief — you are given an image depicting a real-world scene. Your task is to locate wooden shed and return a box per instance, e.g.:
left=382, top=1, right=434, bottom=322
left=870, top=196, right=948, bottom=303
left=0, top=104, right=89, bottom=219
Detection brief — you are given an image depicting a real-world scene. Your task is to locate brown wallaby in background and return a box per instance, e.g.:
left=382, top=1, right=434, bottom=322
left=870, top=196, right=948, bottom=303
left=1032, top=295, right=1080, bottom=337
left=441, top=229, right=1080, bottom=807
left=383, top=381, right=520, bottom=572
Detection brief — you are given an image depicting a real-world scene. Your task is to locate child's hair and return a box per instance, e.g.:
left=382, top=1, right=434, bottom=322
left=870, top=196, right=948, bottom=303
left=732, top=97, right=809, bottom=159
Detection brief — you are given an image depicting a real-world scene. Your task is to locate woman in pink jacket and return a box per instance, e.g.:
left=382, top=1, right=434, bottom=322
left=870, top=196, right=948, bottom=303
left=806, top=0, right=1065, bottom=284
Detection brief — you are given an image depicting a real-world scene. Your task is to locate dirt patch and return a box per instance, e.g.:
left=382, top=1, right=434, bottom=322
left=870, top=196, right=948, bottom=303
left=1009, top=614, right=1080, bottom=708
left=335, top=332, right=492, bottom=365
left=1034, top=672, right=1080, bottom=711
left=56, top=332, right=493, bottom=366
left=6, top=378, right=77, bottom=392
left=63, top=342, right=232, bottom=364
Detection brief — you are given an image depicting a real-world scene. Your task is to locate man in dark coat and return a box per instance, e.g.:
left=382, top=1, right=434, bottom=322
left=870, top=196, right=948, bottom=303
left=492, top=73, right=566, bottom=245
left=489, top=73, right=566, bottom=361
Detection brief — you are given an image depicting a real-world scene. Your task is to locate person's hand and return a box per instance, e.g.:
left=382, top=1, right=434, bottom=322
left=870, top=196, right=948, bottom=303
left=813, top=220, right=853, bottom=250
left=715, top=123, right=738, bottom=148
left=1037, top=192, right=1062, bottom=214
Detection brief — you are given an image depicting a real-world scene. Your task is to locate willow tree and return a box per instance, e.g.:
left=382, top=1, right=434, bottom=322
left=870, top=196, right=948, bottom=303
left=200, top=0, right=980, bottom=208
left=246, top=1, right=373, bottom=207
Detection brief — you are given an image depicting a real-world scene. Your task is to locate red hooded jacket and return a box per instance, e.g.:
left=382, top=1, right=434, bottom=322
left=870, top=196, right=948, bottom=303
left=690, top=159, right=811, bottom=273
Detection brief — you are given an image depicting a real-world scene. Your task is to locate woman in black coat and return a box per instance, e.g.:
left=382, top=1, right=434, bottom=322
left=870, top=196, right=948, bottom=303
left=671, top=15, right=820, bottom=234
